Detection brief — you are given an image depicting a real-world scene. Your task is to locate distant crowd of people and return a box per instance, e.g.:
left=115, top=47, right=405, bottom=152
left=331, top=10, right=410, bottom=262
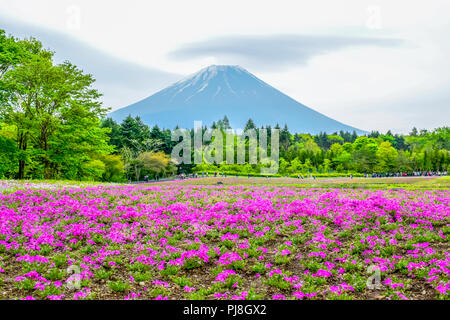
left=178, top=172, right=229, bottom=179
left=141, top=174, right=159, bottom=183
left=363, top=171, right=447, bottom=178
left=134, top=170, right=447, bottom=183
left=296, top=174, right=317, bottom=180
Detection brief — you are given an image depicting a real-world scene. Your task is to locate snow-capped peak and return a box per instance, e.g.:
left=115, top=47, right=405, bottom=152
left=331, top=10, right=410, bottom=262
left=165, top=65, right=255, bottom=100
left=176, top=65, right=247, bottom=85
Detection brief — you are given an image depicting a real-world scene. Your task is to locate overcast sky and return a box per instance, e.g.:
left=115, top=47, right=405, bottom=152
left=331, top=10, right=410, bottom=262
left=0, top=0, right=449, bottom=133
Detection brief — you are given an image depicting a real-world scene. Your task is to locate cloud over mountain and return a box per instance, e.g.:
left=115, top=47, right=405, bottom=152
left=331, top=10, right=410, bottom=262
left=168, top=34, right=403, bottom=71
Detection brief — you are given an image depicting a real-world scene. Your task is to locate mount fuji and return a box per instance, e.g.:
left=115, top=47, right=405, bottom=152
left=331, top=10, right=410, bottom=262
left=109, top=65, right=366, bottom=134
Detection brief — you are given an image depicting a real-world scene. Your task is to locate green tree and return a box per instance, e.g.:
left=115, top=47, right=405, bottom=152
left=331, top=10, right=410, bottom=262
left=137, top=151, right=175, bottom=179
left=352, top=137, right=378, bottom=172
left=100, top=154, right=125, bottom=182
left=0, top=133, right=18, bottom=178
left=1, top=53, right=109, bottom=179
left=48, top=99, right=112, bottom=180
left=101, top=117, right=122, bottom=151
left=376, top=141, right=398, bottom=172
left=119, top=115, right=151, bottom=152
left=0, top=30, right=52, bottom=79
left=244, top=118, right=256, bottom=131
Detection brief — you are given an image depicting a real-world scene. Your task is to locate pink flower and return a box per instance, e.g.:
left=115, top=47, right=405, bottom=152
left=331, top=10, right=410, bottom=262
left=215, top=269, right=237, bottom=283
left=124, top=292, right=141, bottom=300
left=152, top=280, right=169, bottom=288
left=329, top=286, right=340, bottom=294
left=312, top=269, right=333, bottom=278
left=217, top=252, right=242, bottom=266
left=293, top=291, right=305, bottom=300
left=231, top=291, right=248, bottom=300
left=184, top=286, right=195, bottom=292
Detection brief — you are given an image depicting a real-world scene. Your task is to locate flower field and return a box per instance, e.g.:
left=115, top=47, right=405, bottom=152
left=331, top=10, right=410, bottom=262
left=0, top=184, right=449, bottom=300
